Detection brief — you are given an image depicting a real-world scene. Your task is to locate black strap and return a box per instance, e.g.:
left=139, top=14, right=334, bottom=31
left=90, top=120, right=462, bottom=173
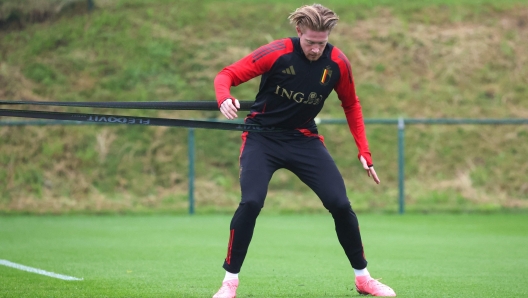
left=0, top=100, right=253, bottom=111
left=0, top=109, right=283, bottom=132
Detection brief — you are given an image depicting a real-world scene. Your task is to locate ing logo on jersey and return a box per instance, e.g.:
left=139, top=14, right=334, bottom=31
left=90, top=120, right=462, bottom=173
left=274, top=85, right=323, bottom=105
left=320, top=66, right=332, bottom=86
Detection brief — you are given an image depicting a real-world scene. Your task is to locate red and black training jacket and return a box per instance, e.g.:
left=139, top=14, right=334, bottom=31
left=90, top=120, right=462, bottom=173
left=214, top=37, right=373, bottom=165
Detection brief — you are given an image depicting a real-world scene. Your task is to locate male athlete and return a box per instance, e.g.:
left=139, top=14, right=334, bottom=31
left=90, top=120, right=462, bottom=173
left=212, top=4, right=396, bottom=297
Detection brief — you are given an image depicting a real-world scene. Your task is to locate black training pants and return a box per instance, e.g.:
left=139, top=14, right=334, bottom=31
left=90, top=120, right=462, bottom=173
left=222, top=131, right=368, bottom=273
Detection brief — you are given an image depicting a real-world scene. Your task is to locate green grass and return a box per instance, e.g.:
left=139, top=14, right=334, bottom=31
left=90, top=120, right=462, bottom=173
left=1, top=214, right=527, bottom=297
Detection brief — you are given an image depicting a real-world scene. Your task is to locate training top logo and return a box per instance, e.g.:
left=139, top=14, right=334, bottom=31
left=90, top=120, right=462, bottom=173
left=282, top=65, right=296, bottom=75
left=320, top=66, right=332, bottom=86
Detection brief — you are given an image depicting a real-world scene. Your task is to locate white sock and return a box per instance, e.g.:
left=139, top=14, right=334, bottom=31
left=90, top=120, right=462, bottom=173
left=354, top=267, right=370, bottom=277
left=223, top=271, right=239, bottom=282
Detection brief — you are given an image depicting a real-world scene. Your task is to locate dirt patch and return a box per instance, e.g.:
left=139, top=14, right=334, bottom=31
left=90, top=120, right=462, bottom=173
left=0, top=0, right=93, bottom=31
left=0, top=63, right=43, bottom=100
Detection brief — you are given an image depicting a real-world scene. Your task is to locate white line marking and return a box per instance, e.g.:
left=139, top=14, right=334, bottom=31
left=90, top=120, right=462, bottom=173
left=0, top=259, right=83, bottom=281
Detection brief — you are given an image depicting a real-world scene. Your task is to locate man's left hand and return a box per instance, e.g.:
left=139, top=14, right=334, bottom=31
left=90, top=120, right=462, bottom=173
left=360, top=155, right=380, bottom=184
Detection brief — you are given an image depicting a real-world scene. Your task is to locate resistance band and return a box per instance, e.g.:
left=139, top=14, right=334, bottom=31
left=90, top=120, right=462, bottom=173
left=0, top=108, right=283, bottom=132
left=0, top=100, right=253, bottom=111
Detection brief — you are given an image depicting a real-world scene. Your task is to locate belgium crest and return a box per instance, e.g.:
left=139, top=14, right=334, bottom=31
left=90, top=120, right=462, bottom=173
left=320, top=66, right=332, bottom=86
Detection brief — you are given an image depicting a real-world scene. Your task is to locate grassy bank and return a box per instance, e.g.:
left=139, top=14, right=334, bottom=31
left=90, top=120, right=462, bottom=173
left=0, top=0, right=527, bottom=213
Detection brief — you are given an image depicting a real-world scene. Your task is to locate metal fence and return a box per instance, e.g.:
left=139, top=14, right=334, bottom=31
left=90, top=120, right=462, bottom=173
left=2, top=118, right=527, bottom=214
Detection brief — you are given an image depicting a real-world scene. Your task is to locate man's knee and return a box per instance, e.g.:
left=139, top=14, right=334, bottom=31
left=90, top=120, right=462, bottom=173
left=238, top=199, right=263, bottom=215
left=325, top=198, right=352, bottom=214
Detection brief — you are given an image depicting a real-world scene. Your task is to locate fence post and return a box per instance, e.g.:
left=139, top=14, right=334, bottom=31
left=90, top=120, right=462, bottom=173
left=398, top=117, right=405, bottom=214
left=87, top=0, right=95, bottom=11
left=188, top=128, right=195, bottom=215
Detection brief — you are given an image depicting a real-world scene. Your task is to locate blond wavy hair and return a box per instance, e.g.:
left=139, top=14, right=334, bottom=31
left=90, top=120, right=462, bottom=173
left=288, top=4, right=339, bottom=32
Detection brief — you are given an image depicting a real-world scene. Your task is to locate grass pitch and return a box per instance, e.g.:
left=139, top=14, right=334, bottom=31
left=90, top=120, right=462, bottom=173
left=0, top=213, right=527, bottom=297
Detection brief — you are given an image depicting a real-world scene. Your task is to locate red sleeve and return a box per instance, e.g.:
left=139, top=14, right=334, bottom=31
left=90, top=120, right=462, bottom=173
left=332, top=48, right=374, bottom=166
left=214, top=38, right=293, bottom=107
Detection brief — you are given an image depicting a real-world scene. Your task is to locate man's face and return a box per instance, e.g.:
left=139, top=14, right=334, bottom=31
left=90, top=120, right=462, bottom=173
left=296, top=26, right=329, bottom=62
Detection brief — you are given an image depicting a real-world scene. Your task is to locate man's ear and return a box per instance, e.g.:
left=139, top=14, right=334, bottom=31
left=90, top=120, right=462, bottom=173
left=296, top=26, right=303, bottom=37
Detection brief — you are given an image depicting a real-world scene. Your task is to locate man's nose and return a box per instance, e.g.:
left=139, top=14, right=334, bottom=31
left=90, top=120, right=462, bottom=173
left=312, top=47, right=320, bottom=53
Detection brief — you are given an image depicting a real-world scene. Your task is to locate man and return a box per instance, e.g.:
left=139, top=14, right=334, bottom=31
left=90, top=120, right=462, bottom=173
left=212, top=4, right=396, bottom=297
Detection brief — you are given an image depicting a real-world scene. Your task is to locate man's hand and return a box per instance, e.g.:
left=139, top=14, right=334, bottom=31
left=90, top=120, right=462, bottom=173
left=360, top=155, right=380, bottom=184
left=219, top=98, right=240, bottom=120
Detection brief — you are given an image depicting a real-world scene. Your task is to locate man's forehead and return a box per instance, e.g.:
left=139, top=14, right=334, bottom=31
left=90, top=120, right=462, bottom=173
left=301, top=29, right=329, bottom=39
left=305, top=37, right=328, bottom=42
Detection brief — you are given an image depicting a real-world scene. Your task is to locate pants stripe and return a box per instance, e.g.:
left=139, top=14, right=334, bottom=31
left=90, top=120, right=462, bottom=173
left=226, top=229, right=235, bottom=265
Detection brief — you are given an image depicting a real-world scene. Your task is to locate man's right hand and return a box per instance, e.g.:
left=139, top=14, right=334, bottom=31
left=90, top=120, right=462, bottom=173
left=220, top=98, right=240, bottom=120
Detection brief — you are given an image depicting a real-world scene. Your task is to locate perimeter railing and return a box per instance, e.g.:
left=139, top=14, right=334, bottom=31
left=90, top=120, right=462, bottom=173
left=2, top=118, right=527, bottom=214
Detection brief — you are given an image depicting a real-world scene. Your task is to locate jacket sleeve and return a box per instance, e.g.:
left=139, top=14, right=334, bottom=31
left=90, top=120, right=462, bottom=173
left=214, top=39, right=291, bottom=107
left=332, top=48, right=374, bottom=166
